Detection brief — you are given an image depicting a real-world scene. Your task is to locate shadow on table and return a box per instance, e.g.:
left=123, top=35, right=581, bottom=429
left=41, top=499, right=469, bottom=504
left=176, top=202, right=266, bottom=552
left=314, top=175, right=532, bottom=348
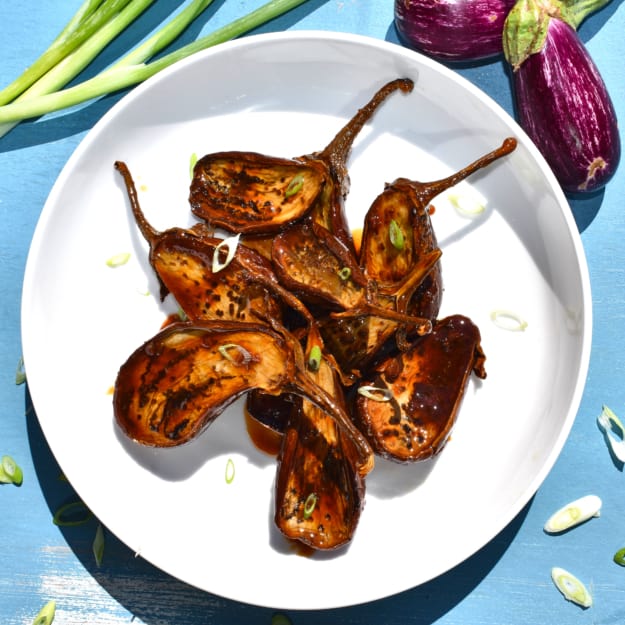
left=26, top=384, right=530, bottom=625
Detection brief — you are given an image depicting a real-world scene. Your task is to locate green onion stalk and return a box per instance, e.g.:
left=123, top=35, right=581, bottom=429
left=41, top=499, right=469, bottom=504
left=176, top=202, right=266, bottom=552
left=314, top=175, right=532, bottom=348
left=0, top=0, right=309, bottom=136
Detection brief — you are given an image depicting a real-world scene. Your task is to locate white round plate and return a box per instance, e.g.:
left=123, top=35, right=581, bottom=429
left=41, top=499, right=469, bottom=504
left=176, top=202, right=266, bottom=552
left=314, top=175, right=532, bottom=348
left=22, top=31, right=591, bottom=610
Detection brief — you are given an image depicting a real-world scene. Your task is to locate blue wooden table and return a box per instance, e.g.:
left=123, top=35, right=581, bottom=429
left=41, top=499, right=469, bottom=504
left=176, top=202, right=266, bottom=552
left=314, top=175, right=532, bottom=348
left=1, top=1, right=624, bottom=623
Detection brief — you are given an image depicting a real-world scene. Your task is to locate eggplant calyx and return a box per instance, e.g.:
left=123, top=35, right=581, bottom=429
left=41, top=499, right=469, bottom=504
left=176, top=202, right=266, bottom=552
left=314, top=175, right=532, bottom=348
left=503, top=0, right=559, bottom=69
left=503, top=0, right=609, bottom=68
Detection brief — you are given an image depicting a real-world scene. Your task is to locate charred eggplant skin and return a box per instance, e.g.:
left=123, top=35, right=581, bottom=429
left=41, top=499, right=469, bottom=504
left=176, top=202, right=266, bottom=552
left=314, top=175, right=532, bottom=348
left=395, top=0, right=515, bottom=61
left=503, top=0, right=620, bottom=193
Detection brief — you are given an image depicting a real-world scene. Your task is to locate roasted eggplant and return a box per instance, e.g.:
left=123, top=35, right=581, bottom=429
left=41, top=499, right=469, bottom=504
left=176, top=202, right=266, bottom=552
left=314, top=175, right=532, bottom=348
left=275, top=356, right=365, bottom=550
left=353, top=315, right=486, bottom=462
left=114, top=320, right=374, bottom=476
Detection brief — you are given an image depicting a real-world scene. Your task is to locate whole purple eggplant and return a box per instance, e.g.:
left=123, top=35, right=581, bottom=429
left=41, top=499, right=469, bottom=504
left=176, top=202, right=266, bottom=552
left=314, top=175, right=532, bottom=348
left=503, top=0, right=620, bottom=193
left=395, top=0, right=516, bottom=61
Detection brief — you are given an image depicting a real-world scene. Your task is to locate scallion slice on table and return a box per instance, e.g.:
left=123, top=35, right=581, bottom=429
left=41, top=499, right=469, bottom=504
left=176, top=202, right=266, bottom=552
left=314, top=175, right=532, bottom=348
left=0, top=0, right=310, bottom=136
left=551, top=567, right=593, bottom=608
left=0, top=455, right=23, bottom=486
left=543, top=495, right=602, bottom=533
left=597, top=404, right=625, bottom=463
left=32, top=599, right=56, bottom=625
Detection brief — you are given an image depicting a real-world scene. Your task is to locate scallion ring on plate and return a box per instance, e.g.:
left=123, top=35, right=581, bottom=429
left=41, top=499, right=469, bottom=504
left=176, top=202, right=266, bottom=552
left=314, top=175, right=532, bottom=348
left=490, top=309, right=528, bottom=332
left=225, top=458, right=235, bottom=484
left=212, top=233, right=241, bottom=273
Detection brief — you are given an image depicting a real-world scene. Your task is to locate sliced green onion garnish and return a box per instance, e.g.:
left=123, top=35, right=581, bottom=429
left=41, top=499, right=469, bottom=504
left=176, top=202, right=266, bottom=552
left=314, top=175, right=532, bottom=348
left=15, top=356, right=26, bottom=385
left=551, top=567, right=592, bottom=608
left=389, top=219, right=405, bottom=251
left=105, top=252, right=131, bottom=268
left=357, top=385, right=392, bottom=402
left=0, top=464, right=12, bottom=484
left=218, top=343, right=252, bottom=365
left=225, top=458, right=235, bottom=484
left=303, top=493, right=318, bottom=519
left=597, top=405, right=625, bottom=463
left=189, top=152, right=198, bottom=179
left=337, top=266, right=351, bottom=281
left=614, top=547, right=625, bottom=566
left=284, top=173, right=304, bottom=198
left=448, top=192, right=486, bottom=217
left=490, top=309, right=528, bottom=332
left=212, top=233, right=240, bottom=273
left=1, top=455, right=23, bottom=486
left=53, top=500, right=93, bottom=527
left=32, top=599, right=56, bottom=625
left=93, top=523, right=105, bottom=567
left=544, top=495, right=601, bottom=533
left=271, top=614, right=293, bottom=625
left=308, top=345, right=322, bottom=372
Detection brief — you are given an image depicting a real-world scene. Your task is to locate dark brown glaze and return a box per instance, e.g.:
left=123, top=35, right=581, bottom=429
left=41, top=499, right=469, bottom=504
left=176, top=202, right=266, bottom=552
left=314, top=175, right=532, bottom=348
left=275, top=358, right=365, bottom=550
left=189, top=153, right=326, bottom=234
left=353, top=315, right=486, bottom=463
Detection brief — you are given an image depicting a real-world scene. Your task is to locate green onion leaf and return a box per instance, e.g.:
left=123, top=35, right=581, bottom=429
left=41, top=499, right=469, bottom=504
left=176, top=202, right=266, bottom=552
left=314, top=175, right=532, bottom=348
left=389, top=219, right=405, bottom=251
left=597, top=405, right=625, bottom=463
left=308, top=345, right=322, bottom=372
left=105, top=252, right=131, bottom=268
left=15, top=356, right=26, bottom=385
left=357, top=385, right=392, bottom=402
left=284, top=173, right=304, bottom=198
left=0, top=0, right=311, bottom=133
left=551, top=567, right=592, bottom=608
left=490, top=309, right=528, bottom=332
left=189, top=152, right=198, bottom=179
left=1, top=455, right=23, bottom=486
left=212, top=234, right=240, bottom=273
left=337, top=266, right=351, bottom=281
left=544, top=495, right=601, bottom=533
left=303, top=493, right=318, bottom=519
left=53, top=500, right=93, bottom=527
left=225, top=458, right=235, bottom=484
left=32, top=599, right=56, bottom=625
left=614, top=547, right=625, bottom=566
left=218, top=343, right=252, bottom=366
left=93, top=523, right=105, bottom=567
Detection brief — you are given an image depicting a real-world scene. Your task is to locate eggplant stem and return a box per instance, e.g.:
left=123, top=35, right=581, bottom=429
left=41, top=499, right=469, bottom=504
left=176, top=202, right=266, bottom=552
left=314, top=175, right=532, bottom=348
left=317, top=78, right=414, bottom=194
left=412, top=138, right=517, bottom=206
left=114, top=160, right=160, bottom=244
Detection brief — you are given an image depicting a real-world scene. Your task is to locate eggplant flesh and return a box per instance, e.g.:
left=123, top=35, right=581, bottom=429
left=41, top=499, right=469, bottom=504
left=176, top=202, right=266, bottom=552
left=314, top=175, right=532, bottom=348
left=509, top=18, right=620, bottom=193
left=394, top=0, right=516, bottom=61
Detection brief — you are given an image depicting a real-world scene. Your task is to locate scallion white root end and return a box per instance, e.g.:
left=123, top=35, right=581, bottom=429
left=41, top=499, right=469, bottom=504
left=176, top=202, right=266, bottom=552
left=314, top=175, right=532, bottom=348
left=544, top=495, right=601, bottom=533
left=551, top=567, right=592, bottom=608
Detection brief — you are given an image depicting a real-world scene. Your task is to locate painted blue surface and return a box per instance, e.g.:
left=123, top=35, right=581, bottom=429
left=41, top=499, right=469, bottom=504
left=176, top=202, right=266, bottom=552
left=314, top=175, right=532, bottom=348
left=1, top=1, right=624, bottom=623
